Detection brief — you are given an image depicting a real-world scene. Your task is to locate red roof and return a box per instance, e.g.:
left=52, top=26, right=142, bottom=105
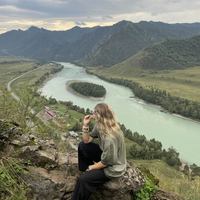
left=47, top=111, right=56, bottom=117
left=53, top=119, right=63, bottom=128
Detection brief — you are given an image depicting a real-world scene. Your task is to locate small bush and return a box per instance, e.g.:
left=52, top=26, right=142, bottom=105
left=0, top=157, right=31, bottom=200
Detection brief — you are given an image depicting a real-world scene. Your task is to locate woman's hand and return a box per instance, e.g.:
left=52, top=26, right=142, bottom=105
left=86, top=162, right=107, bottom=171
left=83, top=115, right=91, bottom=127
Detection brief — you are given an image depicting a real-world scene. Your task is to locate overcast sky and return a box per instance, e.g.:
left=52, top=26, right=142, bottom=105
left=0, top=0, right=200, bottom=34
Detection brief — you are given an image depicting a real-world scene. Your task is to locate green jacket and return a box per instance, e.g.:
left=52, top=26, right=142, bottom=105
left=89, top=126, right=127, bottom=179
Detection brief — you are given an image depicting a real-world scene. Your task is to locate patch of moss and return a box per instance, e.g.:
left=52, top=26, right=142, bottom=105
left=8, top=123, right=15, bottom=128
left=137, top=166, right=159, bottom=185
left=14, top=145, right=22, bottom=152
left=9, top=136, right=16, bottom=141
left=28, top=141, right=37, bottom=146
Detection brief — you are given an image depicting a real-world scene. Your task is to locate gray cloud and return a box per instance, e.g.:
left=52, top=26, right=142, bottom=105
left=102, top=15, right=113, bottom=20
left=74, top=21, right=87, bottom=26
left=0, top=0, right=200, bottom=33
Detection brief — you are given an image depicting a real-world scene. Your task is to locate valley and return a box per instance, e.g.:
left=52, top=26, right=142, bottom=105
left=1, top=19, right=200, bottom=199
left=88, top=65, right=200, bottom=102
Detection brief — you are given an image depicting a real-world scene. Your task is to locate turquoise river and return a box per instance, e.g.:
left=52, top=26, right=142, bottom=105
left=42, top=62, right=200, bottom=165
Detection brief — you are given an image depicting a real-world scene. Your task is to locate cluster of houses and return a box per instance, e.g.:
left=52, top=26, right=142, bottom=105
left=44, top=106, right=71, bottom=127
left=44, top=106, right=83, bottom=141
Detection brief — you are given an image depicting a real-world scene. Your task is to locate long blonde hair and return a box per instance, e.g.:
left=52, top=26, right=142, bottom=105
left=94, top=103, right=123, bottom=139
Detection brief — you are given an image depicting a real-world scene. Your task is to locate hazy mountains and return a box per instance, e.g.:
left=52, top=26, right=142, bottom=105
left=0, top=20, right=200, bottom=69
left=0, top=25, right=99, bottom=57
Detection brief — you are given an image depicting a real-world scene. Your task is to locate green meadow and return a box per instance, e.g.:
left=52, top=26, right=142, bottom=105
left=11, top=66, right=55, bottom=96
left=88, top=65, right=200, bottom=102
left=0, top=58, right=38, bottom=89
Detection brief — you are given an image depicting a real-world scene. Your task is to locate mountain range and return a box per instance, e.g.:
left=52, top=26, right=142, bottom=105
left=108, top=34, right=200, bottom=72
left=0, top=20, right=200, bottom=70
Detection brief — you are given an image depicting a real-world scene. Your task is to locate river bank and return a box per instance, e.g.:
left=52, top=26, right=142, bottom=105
left=39, top=73, right=58, bottom=90
left=131, top=97, right=200, bottom=125
left=66, top=80, right=105, bottom=101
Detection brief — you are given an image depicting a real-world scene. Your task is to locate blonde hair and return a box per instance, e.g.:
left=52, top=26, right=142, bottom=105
left=94, top=103, right=123, bottom=139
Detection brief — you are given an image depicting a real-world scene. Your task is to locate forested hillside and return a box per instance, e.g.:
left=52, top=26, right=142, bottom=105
left=110, top=34, right=200, bottom=71
left=81, top=22, right=180, bottom=68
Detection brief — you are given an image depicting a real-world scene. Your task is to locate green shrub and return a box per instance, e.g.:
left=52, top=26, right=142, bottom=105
left=133, top=175, right=158, bottom=200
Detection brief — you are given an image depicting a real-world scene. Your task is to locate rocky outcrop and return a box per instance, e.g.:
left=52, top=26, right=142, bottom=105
left=0, top=120, right=184, bottom=200
left=89, top=163, right=146, bottom=200
left=21, top=166, right=77, bottom=200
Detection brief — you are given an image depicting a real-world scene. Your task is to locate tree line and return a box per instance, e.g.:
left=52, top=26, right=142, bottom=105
left=70, top=82, right=106, bottom=98
left=120, top=122, right=200, bottom=177
left=33, top=65, right=63, bottom=86
left=86, top=69, right=200, bottom=121
left=119, top=123, right=182, bottom=169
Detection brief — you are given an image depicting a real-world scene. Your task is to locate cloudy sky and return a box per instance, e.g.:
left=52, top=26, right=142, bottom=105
left=0, top=0, right=200, bottom=34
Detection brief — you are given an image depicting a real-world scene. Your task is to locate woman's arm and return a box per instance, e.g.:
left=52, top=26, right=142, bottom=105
left=89, top=161, right=107, bottom=170
left=83, top=131, right=94, bottom=144
left=83, top=115, right=94, bottom=144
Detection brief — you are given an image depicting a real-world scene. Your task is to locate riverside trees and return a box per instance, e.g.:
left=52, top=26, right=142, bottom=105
left=119, top=123, right=182, bottom=169
left=70, top=82, right=106, bottom=98
left=86, top=70, right=200, bottom=121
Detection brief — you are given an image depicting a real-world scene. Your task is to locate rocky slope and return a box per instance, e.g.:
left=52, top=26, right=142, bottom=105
left=0, top=120, right=148, bottom=200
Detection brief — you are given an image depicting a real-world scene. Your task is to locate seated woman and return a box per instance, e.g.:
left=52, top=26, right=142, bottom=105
left=71, top=103, right=126, bottom=200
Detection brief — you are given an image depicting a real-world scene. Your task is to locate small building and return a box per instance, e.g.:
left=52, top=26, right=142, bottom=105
left=43, top=106, right=49, bottom=110
left=69, top=131, right=78, bottom=137
left=66, top=123, right=70, bottom=127
left=62, top=119, right=66, bottom=123
left=47, top=111, right=56, bottom=118
left=56, top=116, right=60, bottom=120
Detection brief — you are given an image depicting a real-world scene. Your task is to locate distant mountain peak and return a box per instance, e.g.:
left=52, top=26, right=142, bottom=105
left=26, top=26, right=47, bottom=36
left=28, top=26, right=40, bottom=31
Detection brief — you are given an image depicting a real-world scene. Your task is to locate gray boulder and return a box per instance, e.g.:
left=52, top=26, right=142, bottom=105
left=21, top=166, right=75, bottom=200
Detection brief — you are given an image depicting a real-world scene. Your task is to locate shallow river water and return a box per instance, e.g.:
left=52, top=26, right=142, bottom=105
left=42, top=62, right=200, bottom=165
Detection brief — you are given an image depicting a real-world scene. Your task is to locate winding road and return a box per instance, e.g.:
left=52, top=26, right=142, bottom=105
left=7, top=66, right=79, bottom=150
left=7, top=67, right=40, bottom=105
